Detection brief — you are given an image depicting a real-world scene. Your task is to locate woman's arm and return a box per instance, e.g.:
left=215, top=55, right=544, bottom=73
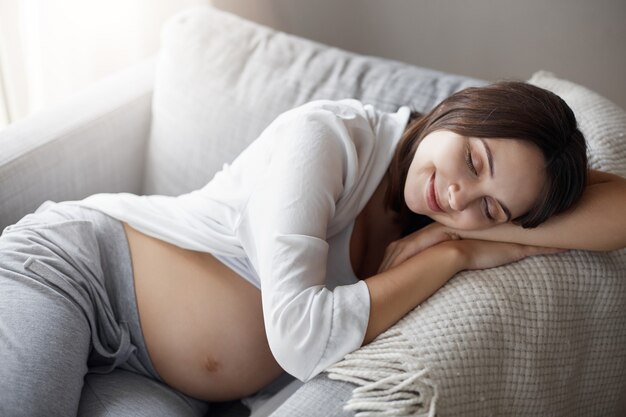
left=451, top=170, right=626, bottom=251
left=363, top=242, right=463, bottom=344
left=363, top=239, right=563, bottom=344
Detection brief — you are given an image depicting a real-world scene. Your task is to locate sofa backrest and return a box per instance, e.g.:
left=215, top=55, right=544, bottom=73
left=142, top=6, right=486, bottom=196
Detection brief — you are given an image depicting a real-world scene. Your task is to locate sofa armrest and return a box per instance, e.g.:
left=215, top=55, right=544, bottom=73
left=0, top=57, right=155, bottom=230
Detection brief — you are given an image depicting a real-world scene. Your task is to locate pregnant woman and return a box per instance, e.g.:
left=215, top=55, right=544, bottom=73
left=1, top=81, right=624, bottom=416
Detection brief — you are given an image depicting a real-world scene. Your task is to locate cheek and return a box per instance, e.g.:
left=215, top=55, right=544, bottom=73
left=436, top=209, right=489, bottom=231
left=403, top=174, right=423, bottom=213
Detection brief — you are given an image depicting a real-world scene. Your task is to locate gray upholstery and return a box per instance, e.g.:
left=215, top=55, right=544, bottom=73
left=0, top=59, right=155, bottom=230
left=143, top=6, right=486, bottom=196
left=1, top=5, right=624, bottom=417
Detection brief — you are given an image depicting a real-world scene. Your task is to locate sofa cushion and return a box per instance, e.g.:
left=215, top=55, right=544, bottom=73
left=529, top=70, right=626, bottom=177
left=143, top=6, right=486, bottom=195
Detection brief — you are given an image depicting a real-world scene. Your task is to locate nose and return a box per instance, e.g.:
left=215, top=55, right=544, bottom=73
left=448, top=183, right=474, bottom=212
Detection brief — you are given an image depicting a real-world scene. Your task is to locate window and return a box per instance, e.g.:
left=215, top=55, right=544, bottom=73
left=0, top=0, right=210, bottom=131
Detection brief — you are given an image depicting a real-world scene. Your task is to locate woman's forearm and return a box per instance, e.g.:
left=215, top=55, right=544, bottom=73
left=362, top=242, right=464, bottom=345
left=453, top=177, right=626, bottom=251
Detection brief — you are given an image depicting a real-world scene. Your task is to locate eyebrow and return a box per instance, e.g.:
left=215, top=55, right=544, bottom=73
left=478, top=138, right=512, bottom=222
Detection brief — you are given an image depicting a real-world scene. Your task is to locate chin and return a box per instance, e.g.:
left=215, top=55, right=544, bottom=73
left=408, top=203, right=428, bottom=217
left=403, top=194, right=420, bottom=215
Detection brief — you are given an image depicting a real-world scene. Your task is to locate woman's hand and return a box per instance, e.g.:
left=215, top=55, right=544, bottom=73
left=378, top=222, right=567, bottom=274
left=377, top=223, right=460, bottom=273
left=445, top=239, right=567, bottom=271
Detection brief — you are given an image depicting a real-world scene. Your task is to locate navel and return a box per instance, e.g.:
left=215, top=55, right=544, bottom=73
left=203, top=354, right=221, bottom=373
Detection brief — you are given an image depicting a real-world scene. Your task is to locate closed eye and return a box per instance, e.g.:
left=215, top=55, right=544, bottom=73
left=465, top=142, right=477, bottom=176
left=467, top=140, right=496, bottom=221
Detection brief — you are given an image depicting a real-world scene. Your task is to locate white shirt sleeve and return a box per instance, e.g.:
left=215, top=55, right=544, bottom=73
left=236, top=102, right=371, bottom=382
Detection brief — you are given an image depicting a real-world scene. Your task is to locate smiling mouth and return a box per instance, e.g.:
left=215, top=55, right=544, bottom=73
left=426, top=172, right=444, bottom=213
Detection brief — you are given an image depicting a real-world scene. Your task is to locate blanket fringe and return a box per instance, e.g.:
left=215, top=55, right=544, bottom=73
left=326, top=329, right=437, bottom=417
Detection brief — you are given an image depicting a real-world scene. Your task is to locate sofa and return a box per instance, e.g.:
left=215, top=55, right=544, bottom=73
left=1, top=6, right=625, bottom=417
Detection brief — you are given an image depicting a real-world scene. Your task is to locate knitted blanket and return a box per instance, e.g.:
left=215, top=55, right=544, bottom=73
left=327, top=250, right=626, bottom=416
left=326, top=73, right=626, bottom=416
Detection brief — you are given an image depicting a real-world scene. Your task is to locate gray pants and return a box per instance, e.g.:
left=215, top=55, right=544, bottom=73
left=0, top=203, right=209, bottom=417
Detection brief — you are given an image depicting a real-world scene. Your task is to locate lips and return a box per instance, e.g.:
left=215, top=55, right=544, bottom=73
left=426, top=172, right=444, bottom=213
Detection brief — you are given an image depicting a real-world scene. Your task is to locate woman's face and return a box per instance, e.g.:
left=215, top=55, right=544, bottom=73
left=404, top=129, right=546, bottom=230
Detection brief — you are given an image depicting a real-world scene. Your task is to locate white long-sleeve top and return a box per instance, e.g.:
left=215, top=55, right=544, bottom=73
left=68, top=99, right=411, bottom=381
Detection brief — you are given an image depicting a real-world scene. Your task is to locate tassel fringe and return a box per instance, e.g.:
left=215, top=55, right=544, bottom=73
left=326, top=330, right=437, bottom=417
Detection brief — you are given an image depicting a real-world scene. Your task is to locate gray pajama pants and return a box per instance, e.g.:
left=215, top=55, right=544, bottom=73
left=0, top=202, right=209, bottom=417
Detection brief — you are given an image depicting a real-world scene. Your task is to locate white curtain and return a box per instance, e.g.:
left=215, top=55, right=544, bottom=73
left=0, top=0, right=211, bottom=129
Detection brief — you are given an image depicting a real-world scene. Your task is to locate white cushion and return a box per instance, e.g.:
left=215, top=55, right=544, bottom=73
left=529, top=70, right=626, bottom=177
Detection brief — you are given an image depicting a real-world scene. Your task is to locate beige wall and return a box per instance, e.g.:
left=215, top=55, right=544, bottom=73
left=212, top=0, right=626, bottom=110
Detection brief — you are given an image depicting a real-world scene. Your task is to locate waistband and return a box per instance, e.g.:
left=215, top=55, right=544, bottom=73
left=15, top=201, right=162, bottom=381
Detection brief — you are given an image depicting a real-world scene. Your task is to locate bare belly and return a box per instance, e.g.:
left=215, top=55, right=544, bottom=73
left=123, top=224, right=283, bottom=401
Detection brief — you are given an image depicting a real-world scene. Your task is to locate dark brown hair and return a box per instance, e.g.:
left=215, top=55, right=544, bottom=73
left=386, top=81, right=588, bottom=234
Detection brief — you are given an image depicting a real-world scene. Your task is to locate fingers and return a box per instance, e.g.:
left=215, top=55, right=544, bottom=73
left=508, top=244, right=568, bottom=265
left=460, top=240, right=570, bottom=270
left=378, top=239, right=568, bottom=274
left=526, top=246, right=569, bottom=256
left=377, top=247, right=392, bottom=273
left=377, top=229, right=460, bottom=273
left=378, top=241, right=409, bottom=273
left=378, top=244, right=400, bottom=273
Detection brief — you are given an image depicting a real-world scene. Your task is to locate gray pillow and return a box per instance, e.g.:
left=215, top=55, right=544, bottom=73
left=143, top=6, right=486, bottom=196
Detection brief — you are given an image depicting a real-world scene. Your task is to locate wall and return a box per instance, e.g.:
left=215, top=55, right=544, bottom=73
left=212, top=0, right=626, bottom=110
